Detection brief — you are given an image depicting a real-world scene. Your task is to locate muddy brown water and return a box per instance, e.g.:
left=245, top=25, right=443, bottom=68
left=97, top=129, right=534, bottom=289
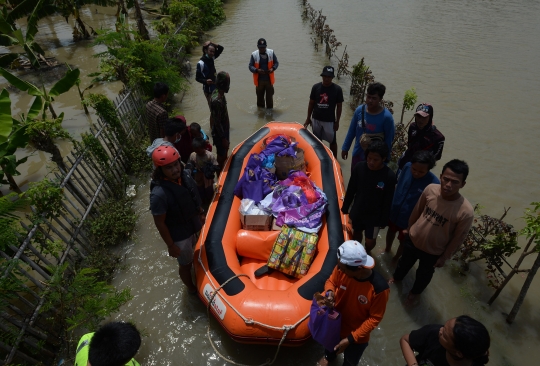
left=2, top=1, right=539, bottom=365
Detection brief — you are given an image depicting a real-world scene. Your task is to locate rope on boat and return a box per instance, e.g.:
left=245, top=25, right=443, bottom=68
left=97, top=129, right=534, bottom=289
left=206, top=273, right=306, bottom=366
left=198, top=125, right=344, bottom=363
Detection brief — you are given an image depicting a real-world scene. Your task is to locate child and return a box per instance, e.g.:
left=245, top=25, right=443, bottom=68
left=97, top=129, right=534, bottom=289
left=75, top=321, right=141, bottom=366
left=341, top=140, right=396, bottom=252
left=189, top=122, right=213, bottom=152
left=188, top=137, right=220, bottom=207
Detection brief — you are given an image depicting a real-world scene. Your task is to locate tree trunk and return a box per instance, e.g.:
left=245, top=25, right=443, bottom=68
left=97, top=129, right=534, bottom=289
left=75, top=17, right=90, bottom=39
left=134, top=0, right=150, bottom=40
left=488, top=234, right=536, bottom=305
left=1, top=168, right=22, bottom=194
left=400, top=104, right=406, bottom=125
left=48, top=103, right=58, bottom=119
left=506, top=251, right=540, bottom=323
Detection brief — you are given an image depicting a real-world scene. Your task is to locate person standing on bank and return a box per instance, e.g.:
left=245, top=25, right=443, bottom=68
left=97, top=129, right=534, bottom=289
left=397, top=103, right=445, bottom=171
left=341, top=82, right=395, bottom=174
left=319, top=240, right=390, bottom=366
left=249, top=38, right=279, bottom=110
left=210, top=71, right=231, bottom=170
left=150, top=146, right=204, bottom=294
left=146, top=82, right=169, bottom=142
left=389, top=159, right=474, bottom=304
left=196, top=41, right=224, bottom=108
left=304, top=66, right=343, bottom=157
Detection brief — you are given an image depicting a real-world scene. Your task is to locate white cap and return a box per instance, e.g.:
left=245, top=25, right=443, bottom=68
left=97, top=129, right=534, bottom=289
left=337, top=240, right=375, bottom=268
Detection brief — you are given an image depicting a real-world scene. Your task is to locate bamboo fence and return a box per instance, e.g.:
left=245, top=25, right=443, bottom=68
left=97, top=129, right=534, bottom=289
left=0, top=87, right=147, bottom=365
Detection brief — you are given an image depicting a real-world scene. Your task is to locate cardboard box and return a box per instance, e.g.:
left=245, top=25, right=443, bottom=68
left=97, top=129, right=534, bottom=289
left=271, top=217, right=282, bottom=231
left=274, top=148, right=306, bottom=180
left=240, top=213, right=273, bottom=231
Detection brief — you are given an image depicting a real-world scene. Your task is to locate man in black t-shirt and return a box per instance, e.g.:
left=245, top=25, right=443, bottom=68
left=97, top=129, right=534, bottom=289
left=304, top=66, right=344, bottom=157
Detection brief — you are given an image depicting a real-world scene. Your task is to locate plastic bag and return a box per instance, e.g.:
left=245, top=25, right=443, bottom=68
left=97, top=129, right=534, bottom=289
left=308, top=294, right=341, bottom=352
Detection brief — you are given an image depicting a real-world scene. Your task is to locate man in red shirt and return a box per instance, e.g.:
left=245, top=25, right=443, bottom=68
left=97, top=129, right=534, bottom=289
left=320, top=240, right=390, bottom=366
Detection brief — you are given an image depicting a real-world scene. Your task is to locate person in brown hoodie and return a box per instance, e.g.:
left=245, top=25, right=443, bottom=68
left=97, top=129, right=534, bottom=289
left=389, top=159, right=474, bottom=303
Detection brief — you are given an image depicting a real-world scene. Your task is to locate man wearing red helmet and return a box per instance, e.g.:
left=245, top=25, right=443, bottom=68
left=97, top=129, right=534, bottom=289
left=149, top=146, right=204, bottom=293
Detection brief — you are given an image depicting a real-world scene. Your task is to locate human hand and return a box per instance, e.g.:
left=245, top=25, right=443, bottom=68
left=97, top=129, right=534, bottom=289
left=206, top=79, right=213, bottom=85
left=304, top=118, right=312, bottom=128
left=268, top=68, right=274, bottom=73
left=334, top=338, right=350, bottom=355
left=334, top=121, right=339, bottom=132
left=341, top=150, right=348, bottom=160
left=257, top=69, right=265, bottom=74
left=434, top=256, right=447, bottom=268
left=167, top=244, right=181, bottom=257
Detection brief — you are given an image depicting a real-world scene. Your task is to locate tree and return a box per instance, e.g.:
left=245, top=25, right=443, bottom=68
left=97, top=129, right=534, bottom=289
left=0, top=0, right=54, bottom=68
left=0, top=89, right=31, bottom=193
left=0, top=67, right=80, bottom=171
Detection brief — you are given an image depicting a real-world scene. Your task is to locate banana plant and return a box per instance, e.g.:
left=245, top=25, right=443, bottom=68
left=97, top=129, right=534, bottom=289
left=0, top=66, right=80, bottom=119
left=0, top=89, right=31, bottom=193
left=0, top=0, right=54, bottom=68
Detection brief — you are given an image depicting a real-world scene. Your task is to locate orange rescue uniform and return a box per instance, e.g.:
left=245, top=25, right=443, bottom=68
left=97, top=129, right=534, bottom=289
left=324, top=267, right=389, bottom=344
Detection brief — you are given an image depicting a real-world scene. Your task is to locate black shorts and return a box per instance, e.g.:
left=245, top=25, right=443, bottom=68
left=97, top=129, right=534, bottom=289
left=353, top=221, right=380, bottom=240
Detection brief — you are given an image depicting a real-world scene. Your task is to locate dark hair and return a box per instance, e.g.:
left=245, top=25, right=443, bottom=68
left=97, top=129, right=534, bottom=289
left=453, top=315, right=490, bottom=364
left=366, top=82, right=386, bottom=98
left=411, top=150, right=436, bottom=170
left=153, top=82, right=169, bottom=99
left=88, top=322, right=141, bottom=366
left=164, top=119, right=186, bottom=137
left=365, top=140, right=389, bottom=159
left=202, top=42, right=215, bottom=54
left=192, top=137, right=206, bottom=150
left=152, top=158, right=182, bottom=181
left=190, top=122, right=201, bottom=133
left=442, top=159, right=469, bottom=182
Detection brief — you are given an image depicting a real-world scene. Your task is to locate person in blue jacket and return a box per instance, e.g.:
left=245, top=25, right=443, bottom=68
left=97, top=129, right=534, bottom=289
left=385, top=150, right=439, bottom=260
left=196, top=41, right=224, bottom=108
left=341, top=82, right=395, bottom=174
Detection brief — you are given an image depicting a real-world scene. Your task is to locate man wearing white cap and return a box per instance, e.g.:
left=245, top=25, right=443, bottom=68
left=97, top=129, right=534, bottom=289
left=319, top=240, right=390, bottom=366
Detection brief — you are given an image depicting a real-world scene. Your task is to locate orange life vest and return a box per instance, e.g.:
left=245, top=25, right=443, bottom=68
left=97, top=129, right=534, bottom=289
left=252, top=49, right=275, bottom=86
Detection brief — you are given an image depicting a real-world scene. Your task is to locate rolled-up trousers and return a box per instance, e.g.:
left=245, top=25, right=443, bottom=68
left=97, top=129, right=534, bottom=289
left=255, top=80, right=274, bottom=108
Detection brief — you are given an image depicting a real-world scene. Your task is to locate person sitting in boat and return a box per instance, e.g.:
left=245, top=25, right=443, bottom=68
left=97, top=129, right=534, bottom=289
left=400, top=315, right=490, bottom=366
left=319, top=240, right=390, bottom=366
left=149, top=146, right=204, bottom=294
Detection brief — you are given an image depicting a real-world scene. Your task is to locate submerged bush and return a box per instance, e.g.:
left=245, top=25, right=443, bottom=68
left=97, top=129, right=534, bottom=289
left=90, top=197, right=137, bottom=247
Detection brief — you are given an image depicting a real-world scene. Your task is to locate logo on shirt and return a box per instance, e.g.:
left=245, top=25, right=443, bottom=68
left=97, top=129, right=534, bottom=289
left=376, top=182, right=385, bottom=190
left=423, top=204, right=449, bottom=227
left=358, top=295, right=368, bottom=304
left=319, top=93, right=329, bottom=104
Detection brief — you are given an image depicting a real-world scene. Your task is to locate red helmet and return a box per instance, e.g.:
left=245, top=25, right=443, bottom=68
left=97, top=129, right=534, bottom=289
left=152, top=145, right=180, bottom=166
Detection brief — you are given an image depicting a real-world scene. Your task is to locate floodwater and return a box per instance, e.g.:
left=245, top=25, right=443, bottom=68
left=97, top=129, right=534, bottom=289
left=2, top=0, right=539, bottom=365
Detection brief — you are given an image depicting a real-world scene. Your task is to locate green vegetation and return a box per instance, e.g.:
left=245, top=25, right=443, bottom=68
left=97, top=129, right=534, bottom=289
left=90, top=196, right=137, bottom=247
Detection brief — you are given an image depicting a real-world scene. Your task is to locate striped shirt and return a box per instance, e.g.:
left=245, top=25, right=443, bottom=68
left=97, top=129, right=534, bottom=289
left=146, top=100, right=168, bottom=141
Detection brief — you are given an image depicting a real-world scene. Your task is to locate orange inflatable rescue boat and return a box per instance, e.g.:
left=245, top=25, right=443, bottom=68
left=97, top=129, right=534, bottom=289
left=194, top=121, right=349, bottom=346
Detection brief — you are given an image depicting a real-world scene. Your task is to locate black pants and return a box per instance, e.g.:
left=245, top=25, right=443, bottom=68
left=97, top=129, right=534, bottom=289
left=255, top=80, right=274, bottom=108
left=392, top=238, right=440, bottom=294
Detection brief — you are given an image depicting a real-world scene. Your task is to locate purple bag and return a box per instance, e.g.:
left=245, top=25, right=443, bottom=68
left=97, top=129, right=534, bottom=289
left=308, top=297, right=341, bottom=352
